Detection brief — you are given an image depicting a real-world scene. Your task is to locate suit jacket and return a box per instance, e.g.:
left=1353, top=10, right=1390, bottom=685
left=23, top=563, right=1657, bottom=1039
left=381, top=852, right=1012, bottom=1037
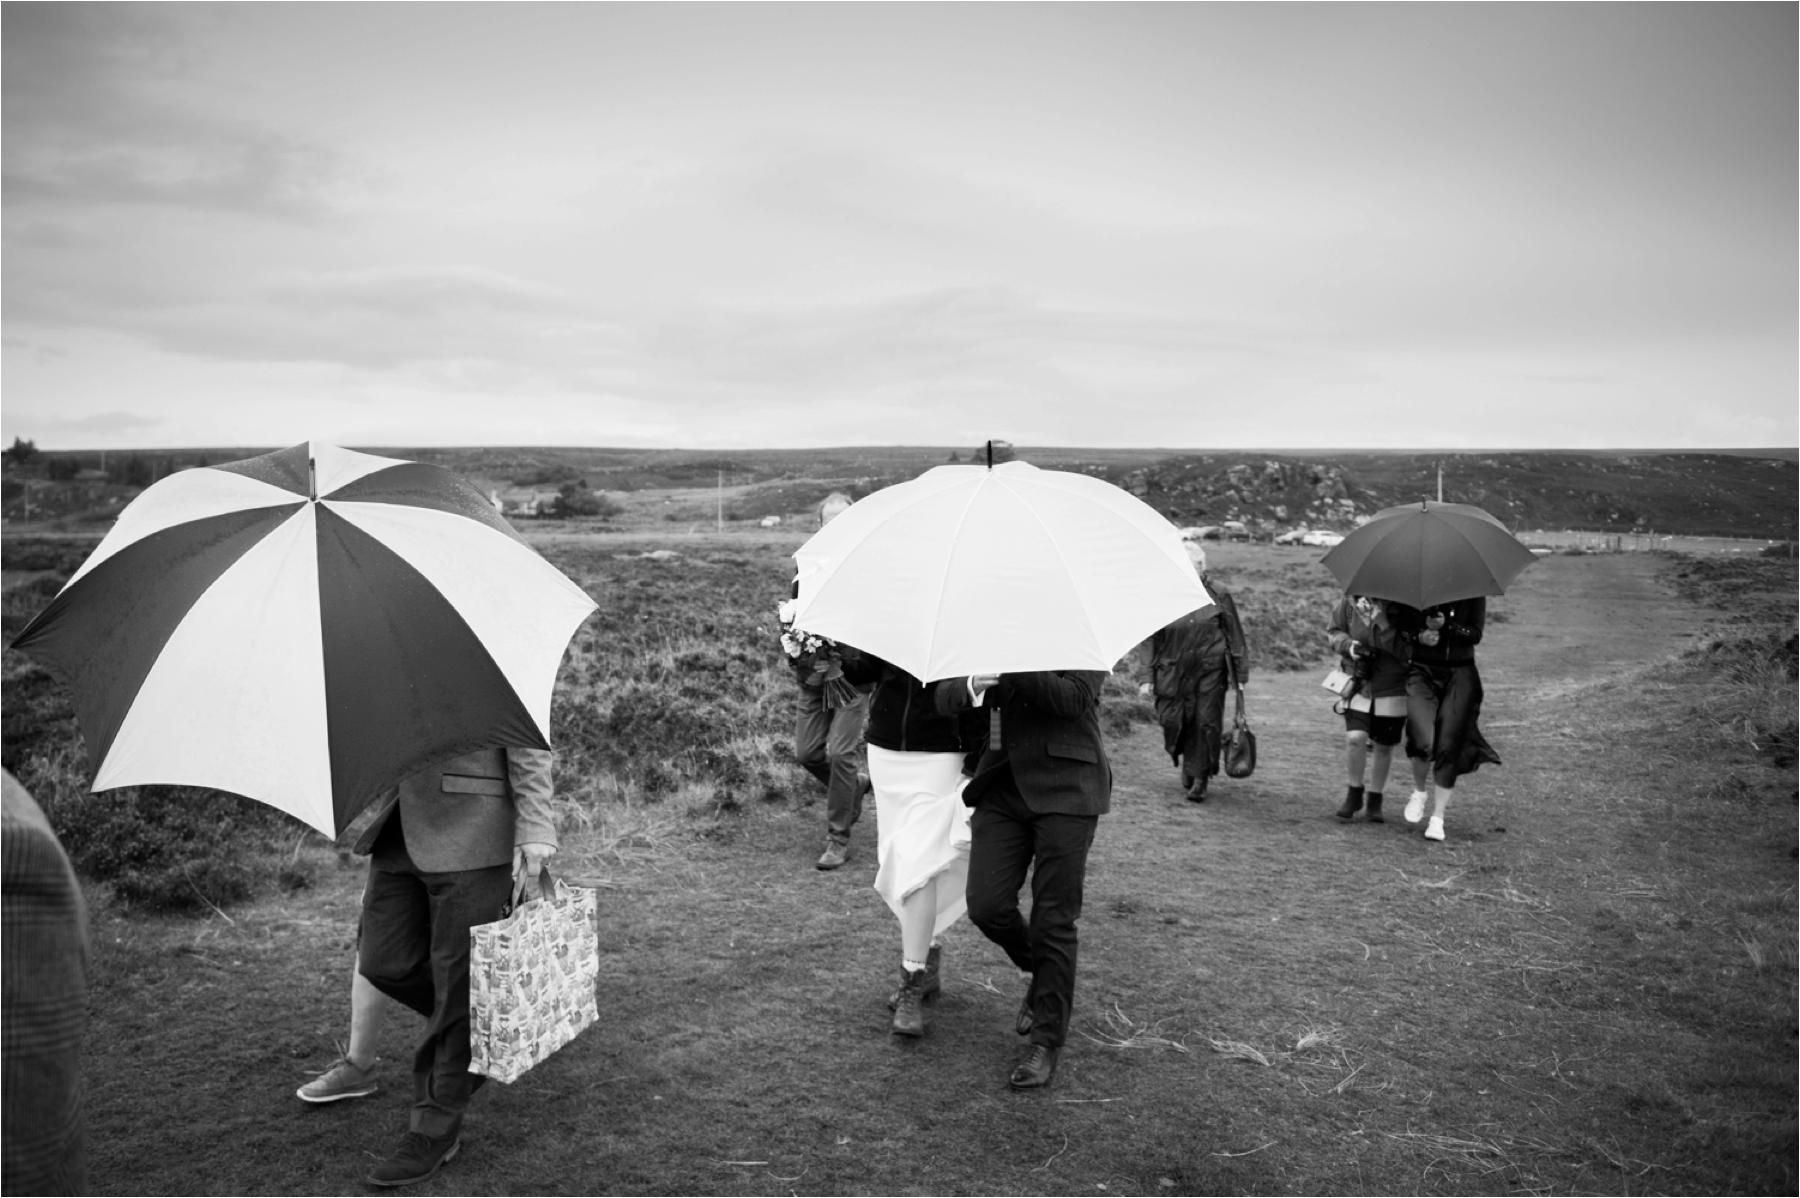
left=3, top=770, right=89, bottom=1195
left=934, top=671, right=1112, bottom=817
left=351, top=746, right=557, bottom=873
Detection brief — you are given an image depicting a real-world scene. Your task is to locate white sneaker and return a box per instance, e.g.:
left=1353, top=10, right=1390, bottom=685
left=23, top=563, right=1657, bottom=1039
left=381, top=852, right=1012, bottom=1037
left=1403, top=790, right=1428, bottom=824
left=1424, top=816, right=1446, bottom=842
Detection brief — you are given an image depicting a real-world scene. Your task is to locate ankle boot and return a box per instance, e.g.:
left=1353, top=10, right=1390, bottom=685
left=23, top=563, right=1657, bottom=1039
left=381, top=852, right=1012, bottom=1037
left=891, top=969, right=927, bottom=1037
left=1335, top=785, right=1364, bottom=820
left=887, top=945, right=941, bottom=1010
left=1364, top=792, right=1385, bottom=822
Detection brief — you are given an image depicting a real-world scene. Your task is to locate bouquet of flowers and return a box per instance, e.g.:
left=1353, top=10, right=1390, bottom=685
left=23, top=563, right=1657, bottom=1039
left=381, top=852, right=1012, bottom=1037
left=777, top=599, right=861, bottom=706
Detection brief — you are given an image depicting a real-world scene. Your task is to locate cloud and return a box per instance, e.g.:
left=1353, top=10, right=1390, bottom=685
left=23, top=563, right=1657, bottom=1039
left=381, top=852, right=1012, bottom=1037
left=2, top=5, right=350, bottom=222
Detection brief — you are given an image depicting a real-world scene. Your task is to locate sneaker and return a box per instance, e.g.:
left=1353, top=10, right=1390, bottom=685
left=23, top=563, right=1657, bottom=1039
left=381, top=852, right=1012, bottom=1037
left=296, top=1055, right=378, bottom=1104
left=366, top=1130, right=460, bottom=1187
left=815, top=841, right=850, bottom=871
left=1424, top=816, right=1446, bottom=842
left=1403, top=790, right=1428, bottom=824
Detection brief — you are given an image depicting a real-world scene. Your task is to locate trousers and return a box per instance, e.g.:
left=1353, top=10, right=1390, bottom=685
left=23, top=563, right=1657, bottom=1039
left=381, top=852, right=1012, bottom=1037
left=965, top=775, right=1098, bottom=1049
left=794, top=684, right=869, bottom=843
left=359, top=819, right=512, bottom=1139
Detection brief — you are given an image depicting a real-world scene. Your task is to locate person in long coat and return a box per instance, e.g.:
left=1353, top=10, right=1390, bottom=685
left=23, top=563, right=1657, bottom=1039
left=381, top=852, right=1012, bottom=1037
left=1148, top=541, right=1249, bottom=802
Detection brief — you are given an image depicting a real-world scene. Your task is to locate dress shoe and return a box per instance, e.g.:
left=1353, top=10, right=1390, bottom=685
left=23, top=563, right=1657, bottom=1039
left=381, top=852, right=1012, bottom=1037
left=366, top=1131, right=460, bottom=1187
left=1008, top=1044, right=1059, bottom=1090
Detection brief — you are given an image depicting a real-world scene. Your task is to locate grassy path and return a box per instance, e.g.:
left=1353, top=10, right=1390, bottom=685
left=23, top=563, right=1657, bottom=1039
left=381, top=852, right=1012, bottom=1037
left=76, top=553, right=1794, bottom=1195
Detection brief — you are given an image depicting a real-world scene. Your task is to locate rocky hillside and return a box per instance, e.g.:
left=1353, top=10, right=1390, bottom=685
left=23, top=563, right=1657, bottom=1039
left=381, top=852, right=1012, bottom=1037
left=1116, top=452, right=1797, bottom=539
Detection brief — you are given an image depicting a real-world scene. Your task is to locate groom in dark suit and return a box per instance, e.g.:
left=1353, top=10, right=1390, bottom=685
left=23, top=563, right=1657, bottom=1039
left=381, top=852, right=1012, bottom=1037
left=936, top=670, right=1111, bottom=1089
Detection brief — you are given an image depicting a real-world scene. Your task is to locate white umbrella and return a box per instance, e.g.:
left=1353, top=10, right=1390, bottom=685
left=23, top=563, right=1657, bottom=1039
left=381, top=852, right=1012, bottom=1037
left=789, top=460, right=1211, bottom=682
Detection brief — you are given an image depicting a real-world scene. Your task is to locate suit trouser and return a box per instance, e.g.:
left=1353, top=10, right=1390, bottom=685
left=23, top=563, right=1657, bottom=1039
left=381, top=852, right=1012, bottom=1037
left=794, top=685, right=868, bottom=843
left=359, top=823, right=512, bottom=1140
left=965, top=780, right=1098, bottom=1049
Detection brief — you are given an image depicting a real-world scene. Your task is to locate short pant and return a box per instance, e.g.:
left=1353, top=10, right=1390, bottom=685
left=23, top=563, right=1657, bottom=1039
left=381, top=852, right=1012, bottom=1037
left=1344, top=707, right=1405, bottom=745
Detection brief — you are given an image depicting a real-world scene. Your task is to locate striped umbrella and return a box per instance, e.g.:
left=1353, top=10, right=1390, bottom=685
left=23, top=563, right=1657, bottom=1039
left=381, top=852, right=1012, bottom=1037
left=9, top=441, right=596, bottom=839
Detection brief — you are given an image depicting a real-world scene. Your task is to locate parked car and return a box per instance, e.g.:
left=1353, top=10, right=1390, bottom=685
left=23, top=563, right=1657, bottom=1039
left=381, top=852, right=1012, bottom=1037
left=1221, top=520, right=1250, bottom=542
left=1300, top=529, right=1345, bottom=547
left=1274, top=528, right=1310, bottom=546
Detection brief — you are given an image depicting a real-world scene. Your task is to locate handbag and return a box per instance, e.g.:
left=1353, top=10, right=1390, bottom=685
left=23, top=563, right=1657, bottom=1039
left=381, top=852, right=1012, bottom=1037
left=469, top=871, right=600, bottom=1084
left=1321, top=668, right=1356, bottom=697
left=1223, top=664, right=1257, bottom=779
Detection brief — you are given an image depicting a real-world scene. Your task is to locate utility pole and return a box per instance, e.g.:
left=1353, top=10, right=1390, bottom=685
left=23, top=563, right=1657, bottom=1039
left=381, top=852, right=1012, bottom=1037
left=1436, top=461, right=1444, bottom=503
left=716, top=470, right=723, bottom=532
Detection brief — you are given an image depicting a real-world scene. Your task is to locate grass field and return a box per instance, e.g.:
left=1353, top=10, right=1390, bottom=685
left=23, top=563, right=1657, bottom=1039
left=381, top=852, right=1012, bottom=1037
left=2, top=528, right=1795, bottom=1196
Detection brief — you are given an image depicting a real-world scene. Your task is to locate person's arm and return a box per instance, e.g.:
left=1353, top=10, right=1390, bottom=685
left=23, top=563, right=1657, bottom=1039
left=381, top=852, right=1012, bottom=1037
left=507, top=747, right=557, bottom=897
left=1003, top=670, right=1103, bottom=719
left=1325, top=597, right=1357, bottom=659
left=1218, top=590, right=1249, bottom=682
left=1441, top=597, right=1485, bottom=648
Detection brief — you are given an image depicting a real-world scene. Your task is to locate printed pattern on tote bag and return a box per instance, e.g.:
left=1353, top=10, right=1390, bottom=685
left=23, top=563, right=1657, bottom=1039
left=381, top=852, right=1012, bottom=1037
left=469, top=879, right=600, bottom=1083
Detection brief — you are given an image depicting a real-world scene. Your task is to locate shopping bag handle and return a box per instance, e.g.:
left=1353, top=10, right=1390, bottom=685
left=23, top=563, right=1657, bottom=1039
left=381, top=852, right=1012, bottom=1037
left=505, top=865, right=558, bottom=915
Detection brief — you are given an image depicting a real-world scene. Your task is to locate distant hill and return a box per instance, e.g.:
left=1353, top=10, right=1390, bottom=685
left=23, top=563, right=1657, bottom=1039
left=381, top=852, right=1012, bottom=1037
left=3, top=446, right=1794, bottom=540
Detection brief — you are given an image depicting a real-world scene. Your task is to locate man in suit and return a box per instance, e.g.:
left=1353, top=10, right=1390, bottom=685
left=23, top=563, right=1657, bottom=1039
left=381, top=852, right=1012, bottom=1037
left=2, top=769, right=89, bottom=1195
left=352, top=745, right=557, bottom=1188
left=936, top=670, right=1111, bottom=1089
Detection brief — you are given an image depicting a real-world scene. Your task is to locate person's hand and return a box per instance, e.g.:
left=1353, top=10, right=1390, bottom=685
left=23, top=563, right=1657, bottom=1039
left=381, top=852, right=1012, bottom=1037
left=1425, top=611, right=1447, bottom=630
left=512, top=842, right=557, bottom=905
left=1419, top=629, right=1441, bottom=647
left=1138, top=682, right=1153, bottom=697
left=969, top=673, right=1001, bottom=696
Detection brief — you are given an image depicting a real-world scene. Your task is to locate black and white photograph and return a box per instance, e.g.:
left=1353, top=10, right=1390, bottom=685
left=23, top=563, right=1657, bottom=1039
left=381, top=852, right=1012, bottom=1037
left=2, top=3, right=1794, bottom=1195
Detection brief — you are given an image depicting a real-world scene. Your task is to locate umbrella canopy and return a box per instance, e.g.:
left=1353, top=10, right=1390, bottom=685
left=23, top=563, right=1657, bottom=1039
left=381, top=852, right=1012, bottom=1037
left=1319, top=499, right=1536, bottom=610
left=9, top=441, right=597, bottom=839
left=788, top=460, right=1211, bottom=683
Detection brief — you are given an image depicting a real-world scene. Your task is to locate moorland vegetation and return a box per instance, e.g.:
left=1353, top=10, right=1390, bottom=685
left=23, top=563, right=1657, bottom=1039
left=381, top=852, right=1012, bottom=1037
left=1, top=447, right=1794, bottom=1194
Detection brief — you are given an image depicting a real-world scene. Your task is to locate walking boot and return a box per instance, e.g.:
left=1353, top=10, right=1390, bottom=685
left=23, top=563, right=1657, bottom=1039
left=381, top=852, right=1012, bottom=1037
left=891, top=969, right=927, bottom=1037
left=1335, top=785, right=1364, bottom=820
left=888, top=945, right=941, bottom=1010
left=1364, top=791, right=1385, bottom=823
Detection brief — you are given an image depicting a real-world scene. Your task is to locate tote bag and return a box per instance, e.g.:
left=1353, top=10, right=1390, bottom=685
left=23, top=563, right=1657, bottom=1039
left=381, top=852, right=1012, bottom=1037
left=469, top=873, right=600, bottom=1084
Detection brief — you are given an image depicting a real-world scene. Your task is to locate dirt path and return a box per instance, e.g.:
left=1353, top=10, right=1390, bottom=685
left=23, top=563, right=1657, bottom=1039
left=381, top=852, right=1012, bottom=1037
left=71, top=551, right=1792, bottom=1195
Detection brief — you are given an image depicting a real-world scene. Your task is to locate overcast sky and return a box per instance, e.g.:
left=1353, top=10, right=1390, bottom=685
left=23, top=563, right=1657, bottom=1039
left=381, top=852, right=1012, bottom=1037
left=3, top=2, right=1794, bottom=452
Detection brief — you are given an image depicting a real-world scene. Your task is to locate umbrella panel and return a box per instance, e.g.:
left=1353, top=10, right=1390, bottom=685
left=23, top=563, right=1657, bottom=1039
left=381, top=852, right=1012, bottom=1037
left=317, top=507, right=548, bottom=833
left=11, top=503, right=305, bottom=769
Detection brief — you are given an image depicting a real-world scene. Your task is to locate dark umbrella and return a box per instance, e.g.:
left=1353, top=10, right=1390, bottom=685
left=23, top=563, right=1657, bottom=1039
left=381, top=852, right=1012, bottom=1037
left=1319, top=500, right=1537, bottom=610
left=9, top=441, right=597, bottom=838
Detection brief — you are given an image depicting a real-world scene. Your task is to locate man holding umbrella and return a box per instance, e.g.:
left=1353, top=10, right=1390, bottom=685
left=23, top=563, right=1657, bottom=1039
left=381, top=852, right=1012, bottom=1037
left=352, top=746, right=558, bottom=1187
left=936, top=669, right=1110, bottom=1090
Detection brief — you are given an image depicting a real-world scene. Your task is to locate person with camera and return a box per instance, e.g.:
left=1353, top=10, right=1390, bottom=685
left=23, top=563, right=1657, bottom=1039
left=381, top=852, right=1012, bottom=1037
left=1326, top=594, right=1412, bottom=822
left=1392, top=598, right=1501, bottom=842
